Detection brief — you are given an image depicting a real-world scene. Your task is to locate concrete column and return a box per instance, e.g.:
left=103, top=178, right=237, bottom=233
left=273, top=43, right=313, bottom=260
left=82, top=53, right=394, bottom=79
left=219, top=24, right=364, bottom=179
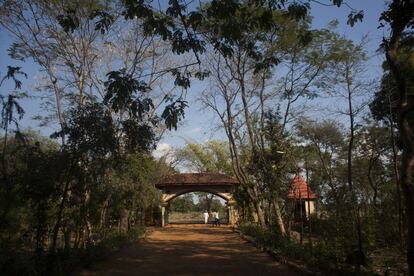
left=305, top=200, right=315, bottom=217
left=161, top=205, right=166, bottom=227
left=227, top=200, right=238, bottom=226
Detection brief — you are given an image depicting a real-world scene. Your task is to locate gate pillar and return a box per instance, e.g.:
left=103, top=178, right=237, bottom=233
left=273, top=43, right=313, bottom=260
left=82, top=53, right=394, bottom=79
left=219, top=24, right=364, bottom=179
left=227, top=200, right=238, bottom=226
left=161, top=202, right=169, bottom=227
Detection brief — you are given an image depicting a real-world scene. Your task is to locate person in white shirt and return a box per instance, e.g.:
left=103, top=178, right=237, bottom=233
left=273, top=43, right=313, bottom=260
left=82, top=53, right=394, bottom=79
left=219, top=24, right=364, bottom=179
left=203, top=210, right=209, bottom=224
left=213, top=210, right=220, bottom=226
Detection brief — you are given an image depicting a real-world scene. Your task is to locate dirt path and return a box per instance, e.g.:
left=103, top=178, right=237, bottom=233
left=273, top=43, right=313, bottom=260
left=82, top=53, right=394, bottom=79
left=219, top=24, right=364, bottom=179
left=78, top=224, right=298, bottom=275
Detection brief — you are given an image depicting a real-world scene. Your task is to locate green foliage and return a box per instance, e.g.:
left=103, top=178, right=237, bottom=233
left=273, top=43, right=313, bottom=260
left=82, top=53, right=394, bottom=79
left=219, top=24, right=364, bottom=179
left=90, top=10, right=114, bottom=34
left=121, top=120, right=156, bottom=152
left=0, top=94, right=25, bottom=130
left=239, top=222, right=354, bottom=273
left=176, top=141, right=232, bottom=174
left=0, top=226, right=145, bottom=275
left=169, top=192, right=225, bottom=214
left=56, top=102, right=117, bottom=157
left=197, top=194, right=224, bottom=213
left=0, top=66, right=26, bottom=132
left=161, top=98, right=188, bottom=131
left=370, top=34, right=414, bottom=128
left=175, top=141, right=232, bottom=212
left=56, top=9, right=79, bottom=33
left=104, top=69, right=151, bottom=114
left=1, top=66, right=27, bottom=89
left=0, top=130, right=164, bottom=274
left=296, top=118, right=405, bottom=272
left=379, top=0, right=414, bottom=31
left=170, top=193, right=196, bottom=212
left=347, top=10, right=364, bottom=27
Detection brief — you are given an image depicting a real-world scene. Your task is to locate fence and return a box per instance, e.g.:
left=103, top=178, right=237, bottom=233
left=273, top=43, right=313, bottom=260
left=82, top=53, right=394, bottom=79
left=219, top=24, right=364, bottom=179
left=168, top=210, right=229, bottom=224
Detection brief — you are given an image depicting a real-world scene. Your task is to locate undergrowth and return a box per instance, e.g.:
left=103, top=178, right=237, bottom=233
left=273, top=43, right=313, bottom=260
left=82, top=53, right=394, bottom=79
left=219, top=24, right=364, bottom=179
left=237, top=223, right=395, bottom=275
left=0, top=226, right=145, bottom=276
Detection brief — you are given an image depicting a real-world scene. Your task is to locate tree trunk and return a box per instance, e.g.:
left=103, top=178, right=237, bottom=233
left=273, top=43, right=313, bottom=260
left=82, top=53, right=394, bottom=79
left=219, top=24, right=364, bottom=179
left=64, top=226, right=71, bottom=250
left=400, top=149, right=414, bottom=275
left=254, top=200, right=266, bottom=227
left=273, top=199, right=286, bottom=236
left=367, top=159, right=378, bottom=208
left=389, top=116, right=404, bottom=246
left=0, top=125, right=11, bottom=230
left=205, top=194, right=213, bottom=212
left=83, top=189, right=93, bottom=247
left=385, top=20, right=414, bottom=274
left=100, top=196, right=110, bottom=236
left=346, top=64, right=355, bottom=192
left=345, top=63, right=365, bottom=270
left=50, top=180, right=70, bottom=253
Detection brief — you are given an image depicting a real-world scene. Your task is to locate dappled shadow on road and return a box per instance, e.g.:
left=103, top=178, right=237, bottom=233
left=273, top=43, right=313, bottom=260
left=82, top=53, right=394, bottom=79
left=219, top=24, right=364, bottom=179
left=78, top=225, right=297, bottom=275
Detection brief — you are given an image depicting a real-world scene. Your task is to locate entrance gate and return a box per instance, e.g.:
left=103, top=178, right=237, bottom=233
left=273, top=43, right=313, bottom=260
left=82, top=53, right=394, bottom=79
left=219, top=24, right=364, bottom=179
left=155, top=173, right=239, bottom=227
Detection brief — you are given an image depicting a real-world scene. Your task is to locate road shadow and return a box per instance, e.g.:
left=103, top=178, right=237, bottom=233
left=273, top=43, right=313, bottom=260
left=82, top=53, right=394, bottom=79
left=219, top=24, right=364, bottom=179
left=78, top=225, right=297, bottom=275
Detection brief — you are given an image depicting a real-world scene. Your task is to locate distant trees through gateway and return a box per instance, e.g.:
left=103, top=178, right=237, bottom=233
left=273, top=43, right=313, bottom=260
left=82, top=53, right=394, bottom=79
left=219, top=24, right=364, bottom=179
left=168, top=192, right=227, bottom=224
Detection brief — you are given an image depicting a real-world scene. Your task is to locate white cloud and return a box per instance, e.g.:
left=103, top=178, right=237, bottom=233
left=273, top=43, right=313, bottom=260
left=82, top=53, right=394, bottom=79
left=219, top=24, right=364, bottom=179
left=152, top=142, right=173, bottom=159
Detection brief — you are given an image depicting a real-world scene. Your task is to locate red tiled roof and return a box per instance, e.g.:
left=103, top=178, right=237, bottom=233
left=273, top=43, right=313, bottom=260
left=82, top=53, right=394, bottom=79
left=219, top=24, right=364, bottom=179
left=287, top=175, right=317, bottom=199
left=156, top=173, right=239, bottom=188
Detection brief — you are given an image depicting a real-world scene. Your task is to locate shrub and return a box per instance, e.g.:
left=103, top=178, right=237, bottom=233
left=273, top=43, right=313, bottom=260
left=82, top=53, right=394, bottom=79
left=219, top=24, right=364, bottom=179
left=0, top=226, right=145, bottom=275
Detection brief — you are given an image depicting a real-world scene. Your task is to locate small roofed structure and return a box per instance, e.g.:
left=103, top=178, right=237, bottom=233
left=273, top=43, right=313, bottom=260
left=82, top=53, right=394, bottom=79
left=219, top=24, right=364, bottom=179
left=287, top=174, right=317, bottom=220
left=287, top=175, right=317, bottom=200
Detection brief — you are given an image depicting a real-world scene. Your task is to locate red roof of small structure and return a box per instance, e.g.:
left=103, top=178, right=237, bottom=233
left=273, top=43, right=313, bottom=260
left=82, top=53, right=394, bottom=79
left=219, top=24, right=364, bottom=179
left=287, top=175, right=317, bottom=200
left=156, top=173, right=239, bottom=188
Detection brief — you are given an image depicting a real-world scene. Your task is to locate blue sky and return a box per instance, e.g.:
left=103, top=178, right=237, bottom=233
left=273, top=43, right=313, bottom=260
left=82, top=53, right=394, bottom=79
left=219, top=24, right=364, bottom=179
left=0, top=0, right=388, bottom=155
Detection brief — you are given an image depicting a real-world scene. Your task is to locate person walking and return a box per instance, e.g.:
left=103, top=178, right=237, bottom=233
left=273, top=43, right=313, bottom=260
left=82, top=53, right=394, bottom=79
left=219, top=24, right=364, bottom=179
left=211, top=211, right=216, bottom=226
left=203, top=210, right=209, bottom=224
left=214, top=210, right=220, bottom=226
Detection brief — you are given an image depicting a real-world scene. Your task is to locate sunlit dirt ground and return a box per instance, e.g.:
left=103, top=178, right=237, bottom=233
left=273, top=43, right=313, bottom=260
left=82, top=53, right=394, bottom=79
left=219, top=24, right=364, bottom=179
left=78, top=224, right=298, bottom=275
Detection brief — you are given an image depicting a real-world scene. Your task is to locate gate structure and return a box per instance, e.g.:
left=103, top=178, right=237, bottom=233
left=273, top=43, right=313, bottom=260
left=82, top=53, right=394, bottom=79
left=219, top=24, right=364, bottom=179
left=155, top=173, right=239, bottom=227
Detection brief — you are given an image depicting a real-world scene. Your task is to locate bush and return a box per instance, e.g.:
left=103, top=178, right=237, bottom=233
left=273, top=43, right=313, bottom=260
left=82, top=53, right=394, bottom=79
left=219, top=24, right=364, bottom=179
left=0, top=226, right=145, bottom=275
left=238, top=223, right=345, bottom=273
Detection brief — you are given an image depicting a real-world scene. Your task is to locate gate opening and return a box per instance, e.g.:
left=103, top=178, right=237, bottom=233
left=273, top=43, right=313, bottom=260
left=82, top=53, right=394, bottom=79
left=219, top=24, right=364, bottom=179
left=168, top=192, right=229, bottom=224
left=155, top=173, right=239, bottom=227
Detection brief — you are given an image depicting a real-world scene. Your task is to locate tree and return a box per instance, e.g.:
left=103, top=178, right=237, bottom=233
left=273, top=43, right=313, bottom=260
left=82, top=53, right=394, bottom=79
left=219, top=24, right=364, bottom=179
left=0, top=0, right=190, bottom=136
left=201, top=7, right=341, bottom=232
left=0, top=0, right=190, bottom=254
left=0, top=65, right=26, bottom=230
left=176, top=141, right=232, bottom=212
left=370, top=35, right=414, bottom=247
left=297, top=119, right=344, bottom=195
left=170, top=193, right=196, bottom=212
left=321, top=36, right=374, bottom=268
left=380, top=1, right=414, bottom=273
left=176, top=141, right=232, bottom=174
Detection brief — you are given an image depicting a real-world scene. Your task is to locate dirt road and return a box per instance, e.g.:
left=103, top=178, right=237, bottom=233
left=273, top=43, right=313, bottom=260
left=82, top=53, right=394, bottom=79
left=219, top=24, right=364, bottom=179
left=79, top=224, right=297, bottom=275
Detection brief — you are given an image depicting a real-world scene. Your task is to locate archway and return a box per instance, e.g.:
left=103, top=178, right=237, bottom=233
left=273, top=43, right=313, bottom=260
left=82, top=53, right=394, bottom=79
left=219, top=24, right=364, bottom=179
left=155, top=173, right=239, bottom=227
